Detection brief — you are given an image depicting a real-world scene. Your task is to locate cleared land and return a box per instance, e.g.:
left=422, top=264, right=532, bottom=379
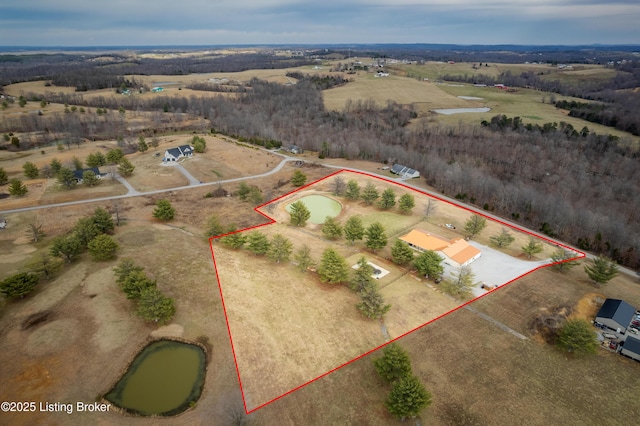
left=213, top=171, right=556, bottom=411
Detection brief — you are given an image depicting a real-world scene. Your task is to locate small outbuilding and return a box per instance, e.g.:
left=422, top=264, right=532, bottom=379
left=621, top=336, right=640, bottom=362
left=595, top=299, right=636, bottom=333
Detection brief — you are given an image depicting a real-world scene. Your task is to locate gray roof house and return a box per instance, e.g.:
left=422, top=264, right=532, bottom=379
left=73, top=167, right=103, bottom=183
left=595, top=299, right=636, bottom=333
left=391, top=164, right=420, bottom=179
left=621, top=336, right=640, bottom=362
left=163, top=145, right=194, bottom=162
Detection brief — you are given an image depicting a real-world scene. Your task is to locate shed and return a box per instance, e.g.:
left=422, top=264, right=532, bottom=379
left=595, top=299, right=636, bottom=333
left=621, top=336, right=640, bottom=362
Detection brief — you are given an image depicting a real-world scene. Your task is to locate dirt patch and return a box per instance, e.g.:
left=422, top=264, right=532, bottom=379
left=528, top=305, right=573, bottom=345
left=21, top=310, right=54, bottom=330
left=26, top=318, right=80, bottom=357
left=570, top=292, right=606, bottom=321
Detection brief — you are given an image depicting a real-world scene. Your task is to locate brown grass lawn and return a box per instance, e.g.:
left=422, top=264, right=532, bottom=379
left=213, top=170, right=557, bottom=411
left=1, top=165, right=639, bottom=424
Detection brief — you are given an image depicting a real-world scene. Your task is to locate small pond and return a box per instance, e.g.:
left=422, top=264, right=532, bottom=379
left=433, top=107, right=491, bottom=115
left=105, top=340, right=206, bottom=416
left=286, top=195, right=342, bottom=224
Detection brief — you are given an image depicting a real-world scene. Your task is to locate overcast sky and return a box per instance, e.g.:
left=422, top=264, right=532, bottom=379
left=1, top=0, right=638, bottom=47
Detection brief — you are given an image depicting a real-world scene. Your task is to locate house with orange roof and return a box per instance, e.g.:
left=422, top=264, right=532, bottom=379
left=399, top=229, right=482, bottom=268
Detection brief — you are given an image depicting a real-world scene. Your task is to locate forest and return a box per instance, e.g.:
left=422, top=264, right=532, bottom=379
left=3, top=74, right=639, bottom=269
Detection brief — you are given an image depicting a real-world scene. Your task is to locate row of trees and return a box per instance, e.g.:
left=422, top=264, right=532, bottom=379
left=113, top=259, right=176, bottom=324
left=332, top=176, right=416, bottom=214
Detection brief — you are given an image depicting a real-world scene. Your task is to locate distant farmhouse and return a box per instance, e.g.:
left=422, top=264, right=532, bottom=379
left=374, top=71, right=390, bottom=78
left=163, top=145, right=194, bottom=162
left=287, top=145, right=303, bottom=155
left=595, top=299, right=636, bottom=334
left=400, top=229, right=482, bottom=269
left=391, top=164, right=420, bottom=179
left=73, top=167, right=105, bottom=183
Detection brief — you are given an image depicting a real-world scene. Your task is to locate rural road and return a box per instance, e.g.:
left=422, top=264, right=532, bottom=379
left=1, top=149, right=637, bottom=280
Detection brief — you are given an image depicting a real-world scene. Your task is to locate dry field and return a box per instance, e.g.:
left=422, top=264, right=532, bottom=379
left=213, top=170, right=554, bottom=411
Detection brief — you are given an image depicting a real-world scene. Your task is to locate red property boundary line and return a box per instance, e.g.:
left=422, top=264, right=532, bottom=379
left=208, top=169, right=586, bottom=415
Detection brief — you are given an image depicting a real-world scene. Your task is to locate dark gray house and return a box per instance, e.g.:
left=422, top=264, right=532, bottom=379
left=595, top=299, right=636, bottom=333
left=390, top=164, right=420, bottom=179
left=621, top=336, right=640, bottom=362
left=73, top=167, right=103, bottom=183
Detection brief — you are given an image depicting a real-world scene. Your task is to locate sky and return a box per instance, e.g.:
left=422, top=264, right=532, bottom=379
left=1, top=0, right=639, bottom=47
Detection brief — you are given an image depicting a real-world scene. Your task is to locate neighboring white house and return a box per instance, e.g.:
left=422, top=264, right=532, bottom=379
left=391, top=164, right=420, bottom=179
left=399, top=229, right=482, bottom=268
left=163, top=145, right=194, bottom=162
left=375, top=71, right=390, bottom=78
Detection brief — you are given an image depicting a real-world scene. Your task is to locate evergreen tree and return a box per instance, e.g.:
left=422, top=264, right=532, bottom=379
left=205, top=214, right=226, bottom=238
left=350, top=257, right=375, bottom=294
left=490, top=228, right=515, bottom=248
left=82, top=170, right=100, bottom=186
left=136, top=287, right=175, bottom=324
left=120, top=269, right=156, bottom=299
left=153, top=199, right=175, bottom=221
left=521, top=238, right=543, bottom=259
left=268, top=234, right=293, bottom=263
left=27, top=254, right=64, bottom=280
left=23, top=161, right=39, bottom=179
left=137, top=136, right=149, bottom=152
left=219, top=227, right=247, bottom=249
left=237, top=182, right=251, bottom=200
left=49, top=158, right=62, bottom=175
left=344, top=215, right=365, bottom=245
left=318, top=248, right=349, bottom=284
left=289, top=200, right=311, bottom=227
left=557, top=318, right=599, bottom=355
left=50, top=234, right=82, bottom=263
left=373, top=343, right=413, bottom=383
left=385, top=375, right=432, bottom=420
left=92, top=207, right=114, bottom=234
left=294, top=245, right=315, bottom=272
left=449, top=266, right=475, bottom=296
left=56, top=167, right=77, bottom=189
left=88, top=234, right=119, bottom=261
left=413, top=250, right=444, bottom=280
left=379, top=188, right=396, bottom=209
left=86, top=152, right=107, bottom=167
left=72, top=217, right=101, bottom=249
left=361, top=182, right=379, bottom=205
left=0, top=167, right=8, bottom=185
left=71, top=156, right=83, bottom=171
left=391, top=239, right=415, bottom=265
left=192, top=135, right=206, bottom=153
left=106, top=148, right=124, bottom=164
left=550, top=248, right=580, bottom=272
left=0, top=273, right=40, bottom=298
left=8, top=178, right=28, bottom=196
left=398, top=193, right=415, bottom=214
left=364, top=222, right=387, bottom=252
left=345, top=179, right=360, bottom=201
left=322, top=216, right=343, bottom=240
left=291, top=169, right=307, bottom=187
left=118, top=158, right=135, bottom=177
left=464, top=214, right=487, bottom=239
left=356, top=285, right=391, bottom=319
left=246, top=231, right=271, bottom=256
left=113, top=259, right=144, bottom=285
left=584, top=256, right=618, bottom=286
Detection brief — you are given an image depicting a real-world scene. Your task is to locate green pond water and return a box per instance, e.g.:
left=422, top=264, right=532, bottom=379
left=286, top=195, right=342, bottom=224
left=105, top=340, right=206, bottom=416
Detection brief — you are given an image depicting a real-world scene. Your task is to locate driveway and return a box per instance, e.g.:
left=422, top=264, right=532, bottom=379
left=171, top=162, right=200, bottom=185
left=441, top=240, right=550, bottom=297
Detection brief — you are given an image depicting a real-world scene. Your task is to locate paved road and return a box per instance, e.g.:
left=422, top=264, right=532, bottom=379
left=1, top=149, right=637, bottom=280
left=0, top=155, right=296, bottom=215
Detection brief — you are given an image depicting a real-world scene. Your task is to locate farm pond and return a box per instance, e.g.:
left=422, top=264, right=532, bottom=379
left=286, top=195, right=342, bottom=224
left=105, top=340, right=206, bottom=416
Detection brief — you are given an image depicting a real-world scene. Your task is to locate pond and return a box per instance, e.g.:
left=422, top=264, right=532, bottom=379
left=105, top=340, right=206, bottom=416
left=286, top=195, right=342, bottom=224
left=432, top=107, right=491, bottom=115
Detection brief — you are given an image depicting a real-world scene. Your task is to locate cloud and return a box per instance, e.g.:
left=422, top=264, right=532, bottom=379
left=0, top=0, right=638, bottom=45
